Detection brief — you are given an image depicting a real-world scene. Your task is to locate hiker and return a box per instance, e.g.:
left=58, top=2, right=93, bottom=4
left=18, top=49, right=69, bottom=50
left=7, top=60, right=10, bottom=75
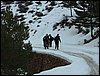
left=49, top=34, right=54, bottom=47
left=54, top=34, right=61, bottom=50
left=43, top=34, right=50, bottom=49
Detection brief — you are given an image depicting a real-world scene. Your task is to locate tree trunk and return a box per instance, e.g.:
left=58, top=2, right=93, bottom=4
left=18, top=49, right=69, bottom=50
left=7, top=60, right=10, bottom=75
left=70, top=7, right=72, bottom=17
left=90, top=17, right=94, bottom=38
left=83, top=3, right=85, bottom=28
left=90, top=1, right=94, bottom=38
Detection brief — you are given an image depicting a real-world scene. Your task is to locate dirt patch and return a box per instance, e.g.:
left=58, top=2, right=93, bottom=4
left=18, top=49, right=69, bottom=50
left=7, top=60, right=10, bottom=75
left=1, top=52, right=71, bottom=75
left=27, top=52, right=71, bottom=75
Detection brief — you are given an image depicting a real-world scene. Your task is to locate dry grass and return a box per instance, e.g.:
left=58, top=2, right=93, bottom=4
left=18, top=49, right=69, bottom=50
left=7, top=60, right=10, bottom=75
left=1, top=52, right=71, bottom=75
left=27, top=52, right=71, bottom=75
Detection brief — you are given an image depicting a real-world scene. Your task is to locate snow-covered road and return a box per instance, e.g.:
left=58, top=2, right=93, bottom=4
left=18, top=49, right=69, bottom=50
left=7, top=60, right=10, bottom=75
left=33, top=45, right=99, bottom=75
left=61, top=51, right=99, bottom=75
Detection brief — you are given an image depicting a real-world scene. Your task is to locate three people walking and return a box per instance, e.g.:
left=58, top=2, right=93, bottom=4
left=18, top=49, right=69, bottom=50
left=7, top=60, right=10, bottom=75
left=43, top=34, right=61, bottom=50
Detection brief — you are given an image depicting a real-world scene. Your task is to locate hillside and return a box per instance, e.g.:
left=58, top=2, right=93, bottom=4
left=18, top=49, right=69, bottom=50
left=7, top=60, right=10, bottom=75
left=1, top=1, right=99, bottom=46
left=1, top=1, right=99, bottom=75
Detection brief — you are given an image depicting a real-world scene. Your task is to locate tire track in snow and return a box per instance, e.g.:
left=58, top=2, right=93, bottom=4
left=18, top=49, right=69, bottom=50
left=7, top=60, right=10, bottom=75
left=61, top=51, right=99, bottom=75
left=33, top=46, right=99, bottom=75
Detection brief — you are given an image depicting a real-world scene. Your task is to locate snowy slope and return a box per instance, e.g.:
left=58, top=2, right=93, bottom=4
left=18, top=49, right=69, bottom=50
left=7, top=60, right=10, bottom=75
left=1, top=1, right=99, bottom=75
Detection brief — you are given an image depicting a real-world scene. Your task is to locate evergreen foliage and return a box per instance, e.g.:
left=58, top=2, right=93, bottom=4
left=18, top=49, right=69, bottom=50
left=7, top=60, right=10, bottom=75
left=72, top=1, right=99, bottom=36
left=1, top=6, right=32, bottom=75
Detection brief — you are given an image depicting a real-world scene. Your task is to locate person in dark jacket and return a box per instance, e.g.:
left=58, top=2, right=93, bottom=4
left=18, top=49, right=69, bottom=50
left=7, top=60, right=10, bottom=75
left=43, top=34, right=50, bottom=49
left=49, top=34, right=54, bottom=47
left=54, top=34, right=61, bottom=50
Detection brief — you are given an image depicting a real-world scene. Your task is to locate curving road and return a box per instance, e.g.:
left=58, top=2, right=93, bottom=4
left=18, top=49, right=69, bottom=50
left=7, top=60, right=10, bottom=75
left=61, top=51, right=99, bottom=75
left=33, top=46, right=99, bottom=75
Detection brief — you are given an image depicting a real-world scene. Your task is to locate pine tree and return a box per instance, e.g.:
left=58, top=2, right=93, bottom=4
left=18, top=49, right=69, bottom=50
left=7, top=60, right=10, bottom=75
left=1, top=6, right=32, bottom=74
left=63, top=1, right=77, bottom=17
left=72, top=1, right=99, bottom=37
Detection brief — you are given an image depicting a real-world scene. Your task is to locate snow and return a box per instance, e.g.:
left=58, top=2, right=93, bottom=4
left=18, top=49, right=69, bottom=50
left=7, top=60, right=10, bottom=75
left=33, top=47, right=91, bottom=75
left=30, top=1, right=99, bottom=75
left=2, top=1, right=99, bottom=75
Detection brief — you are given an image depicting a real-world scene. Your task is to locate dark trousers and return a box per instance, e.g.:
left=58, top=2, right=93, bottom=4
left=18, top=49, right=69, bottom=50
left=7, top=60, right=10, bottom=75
left=55, top=42, right=59, bottom=50
left=49, top=41, right=52, bottom=47
left=44, top=41, right=49, bottom=49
